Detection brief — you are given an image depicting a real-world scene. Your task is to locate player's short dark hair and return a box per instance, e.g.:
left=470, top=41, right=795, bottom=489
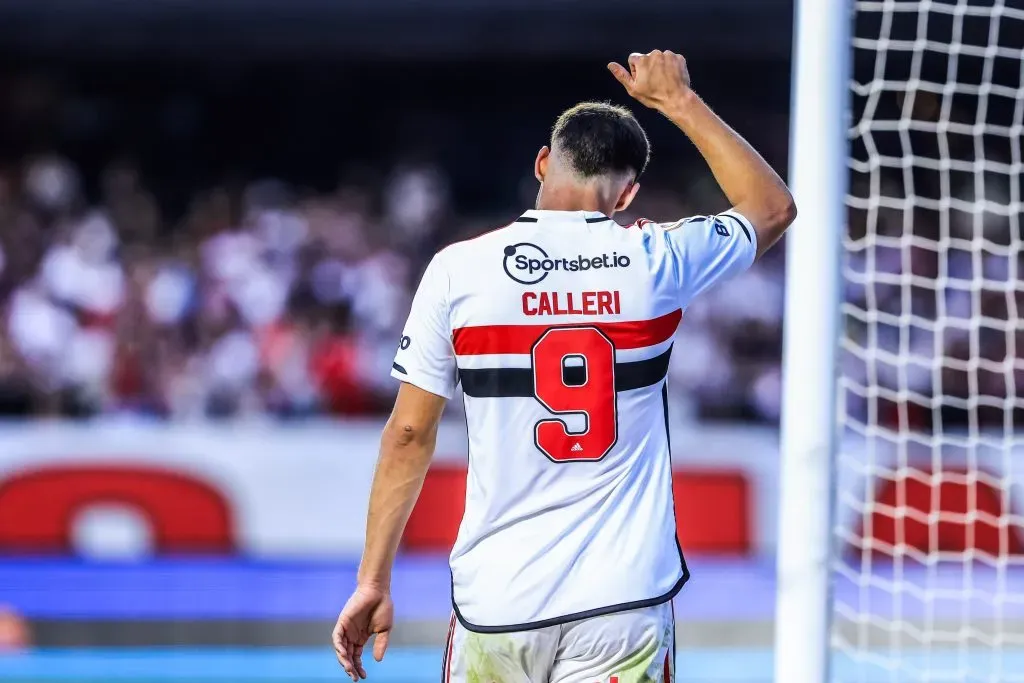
left=551, top=102, right=650, bottom=180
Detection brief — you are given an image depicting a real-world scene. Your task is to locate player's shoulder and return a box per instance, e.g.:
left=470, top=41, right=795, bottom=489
left=434, top=219, right=524, bottom=269
left=447, top=220, right=522, bottom=250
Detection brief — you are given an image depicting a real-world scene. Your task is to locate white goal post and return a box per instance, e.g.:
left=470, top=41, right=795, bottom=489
left=779, top=0, right=1024, bottom=681
left=775, top=0, right=851, bottom=680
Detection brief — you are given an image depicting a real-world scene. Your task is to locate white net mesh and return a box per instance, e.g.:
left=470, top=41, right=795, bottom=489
left=835, top=0, right=1024, bottom=680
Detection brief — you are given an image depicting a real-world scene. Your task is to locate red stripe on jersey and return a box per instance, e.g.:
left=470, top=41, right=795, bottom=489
left=452, top=309, right=682, bottom=356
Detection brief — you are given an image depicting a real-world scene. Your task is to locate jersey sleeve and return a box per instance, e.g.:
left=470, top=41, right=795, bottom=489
left=390, top=253, right=457, bottom=399
left=658, top=209, right=758, bottom=306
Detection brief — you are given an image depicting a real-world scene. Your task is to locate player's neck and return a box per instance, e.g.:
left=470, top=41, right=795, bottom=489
left=535, top=185, right=616, bottom=217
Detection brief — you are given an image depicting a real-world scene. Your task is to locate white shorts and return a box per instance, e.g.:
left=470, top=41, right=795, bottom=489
left=441, top=602, right=675, bottom=683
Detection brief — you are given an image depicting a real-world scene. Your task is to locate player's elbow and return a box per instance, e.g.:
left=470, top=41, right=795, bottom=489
left=782, top=195, right=798, bottom=226
left=384, top=418, right=435, bottom=449
left=767, top=190, right=797, bottom=231
left=748, top=191, right=796, bottom=258
left=758, top=192, right=797, bottom=245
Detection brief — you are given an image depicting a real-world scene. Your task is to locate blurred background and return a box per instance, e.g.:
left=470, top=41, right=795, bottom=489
left=0, top=2, right=791, bottom=677
left=0, top=3, right=795, bottom=426
left=0, top=0, right=1019, bottom=681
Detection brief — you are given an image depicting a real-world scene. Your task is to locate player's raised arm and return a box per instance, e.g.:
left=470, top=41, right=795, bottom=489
left=609, top=50, right=796, bottom=259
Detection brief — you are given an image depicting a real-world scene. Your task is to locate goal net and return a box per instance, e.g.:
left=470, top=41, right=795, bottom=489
left=835, top=0, right=1024, bottom=680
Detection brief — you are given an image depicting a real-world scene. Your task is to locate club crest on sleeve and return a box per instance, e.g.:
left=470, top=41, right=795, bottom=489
left=662, top=216, right=706, bottom=232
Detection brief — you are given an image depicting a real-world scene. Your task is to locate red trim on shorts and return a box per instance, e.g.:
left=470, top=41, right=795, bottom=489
left=452, top=309, right=682, bottom=356
left=666, top=600, right=676, bottom=682
left=443, top=613, right=456, bottom=683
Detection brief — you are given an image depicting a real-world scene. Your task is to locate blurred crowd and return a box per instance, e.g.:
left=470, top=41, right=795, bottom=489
left=2, top=84, right=1020, bottom=427
left=842, top=171, right=1024, bottom=431
left=840, top=86, right=1024, bottom=430
left=0, top=153, right=788, bottom=422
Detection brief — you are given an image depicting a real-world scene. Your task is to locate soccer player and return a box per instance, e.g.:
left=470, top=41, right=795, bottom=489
left=333, top=50, right=796, bottom=683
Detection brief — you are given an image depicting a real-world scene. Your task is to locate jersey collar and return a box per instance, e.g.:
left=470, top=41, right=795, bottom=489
left=516, top=209, right=612, bottom=224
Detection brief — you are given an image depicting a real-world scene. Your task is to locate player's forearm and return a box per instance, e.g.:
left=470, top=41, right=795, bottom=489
left=356, top=419, right=438, bottom=590
left=661, top=90, right=796, bottom=256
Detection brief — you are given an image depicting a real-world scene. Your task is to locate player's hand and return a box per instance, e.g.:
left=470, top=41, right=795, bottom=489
left=608, top=50, right=692, bottom=111
left=332, top=584, right=394, bottom=681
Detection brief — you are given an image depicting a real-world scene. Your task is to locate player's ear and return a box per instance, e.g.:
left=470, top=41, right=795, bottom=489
left=534, top=146, right=550, bottom=183
left=614, top=181, right=641, bottom=212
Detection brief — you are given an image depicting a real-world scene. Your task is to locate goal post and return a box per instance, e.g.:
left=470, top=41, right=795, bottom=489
left=780, top=0, right=1024, bottom=680
left=775, top=0, right=852, bottom=681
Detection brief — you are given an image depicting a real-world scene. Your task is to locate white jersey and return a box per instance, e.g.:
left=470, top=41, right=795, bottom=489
left=392, top=208, right=757, bottom=632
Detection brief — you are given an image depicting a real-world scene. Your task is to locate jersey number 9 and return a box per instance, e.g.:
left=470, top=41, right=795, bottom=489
left=531, top=327, right=618, bottom=462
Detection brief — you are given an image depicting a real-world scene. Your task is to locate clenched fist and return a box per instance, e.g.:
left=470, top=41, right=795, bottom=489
left=608, top=50, right=692, bottom=111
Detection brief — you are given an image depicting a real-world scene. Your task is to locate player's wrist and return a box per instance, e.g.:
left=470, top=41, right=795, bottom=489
left=655, top=88, right=701, bottom=120
left=355, top=577, right=391, bottom=593
left=356, top=565, right=392, bottom=592
left=658, top=90, right=709, bottom=136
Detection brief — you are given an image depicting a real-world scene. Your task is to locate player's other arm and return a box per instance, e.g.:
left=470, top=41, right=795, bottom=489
left=609, top=50, right=796, bottom=259
left=334, top=254, right=455, bottom=681
left=333, top=384, right=446, bottom=681
left=359, top=384, right=446, bottom=590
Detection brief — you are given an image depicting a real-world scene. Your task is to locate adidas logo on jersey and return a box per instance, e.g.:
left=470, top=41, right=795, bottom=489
left=571, top=443, right=584, bottom=452
left=503, top=242, right=630, bottom=285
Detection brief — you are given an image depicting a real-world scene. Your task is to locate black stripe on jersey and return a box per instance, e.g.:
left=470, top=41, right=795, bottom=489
left=392, top=362, right=408, bottom=375
left=514, top=216, right=539, bottom=223
left=723, top=214, right=753, bottom=243
left=585, top=216, right=612, bottom=224
left=459, top=346, right=672, bottom=398
left=458, top=367, right=530, bottom=397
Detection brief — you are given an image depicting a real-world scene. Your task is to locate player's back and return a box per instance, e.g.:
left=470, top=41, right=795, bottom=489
left=336, top=62, right=795, bottom=683
left=392, top=208, right=756, bottom=631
